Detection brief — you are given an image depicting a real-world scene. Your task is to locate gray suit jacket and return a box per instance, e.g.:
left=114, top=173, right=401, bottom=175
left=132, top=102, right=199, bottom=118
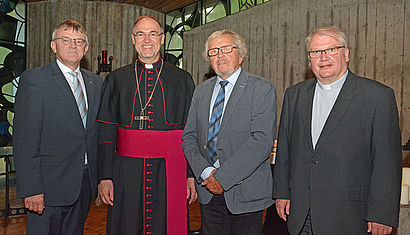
left=273, top=71, right=402, bottom=234
left=13, top=62, right=102, bottom=206
left=182, top=69, right=277, bottom=214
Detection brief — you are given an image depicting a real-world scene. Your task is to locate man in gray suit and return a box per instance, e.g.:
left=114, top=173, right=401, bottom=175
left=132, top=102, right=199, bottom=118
left=182, top=30, right=277, bottom=235
left=273, top=26, right=402, bottom=235
left=14, top=20, right=102, bottom=234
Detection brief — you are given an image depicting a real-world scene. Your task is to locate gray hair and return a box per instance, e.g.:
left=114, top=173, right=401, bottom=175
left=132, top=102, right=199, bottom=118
left=305, top=26, right=348, bottom=51
left=202, top=29, right=247, bottom=62
left=52, top=20, right=88, bottom=44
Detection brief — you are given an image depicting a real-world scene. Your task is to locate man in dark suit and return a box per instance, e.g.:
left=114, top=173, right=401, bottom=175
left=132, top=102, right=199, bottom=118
left=273, top=26, right=402, bottom=235
left=182, top=29, right=277, bottom=235
left=13, top=20, right=102, bottom=234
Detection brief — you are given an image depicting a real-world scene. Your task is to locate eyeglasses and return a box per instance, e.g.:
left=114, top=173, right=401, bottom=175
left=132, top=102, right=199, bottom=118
left=307, top=46, right=345, bottom=58
left=132, top=32, right=163, bottom=40
left=54, top=36, right=87, bottom=46
left=207, top=45, right=237, bottom=57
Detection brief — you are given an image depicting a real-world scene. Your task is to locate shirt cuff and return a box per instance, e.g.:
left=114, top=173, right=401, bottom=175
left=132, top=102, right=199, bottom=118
left=200, top=160, right=220, bottom=180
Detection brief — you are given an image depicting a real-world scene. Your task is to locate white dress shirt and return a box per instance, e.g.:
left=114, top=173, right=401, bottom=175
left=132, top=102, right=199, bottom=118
left=56, top=59, right=88, bottom=165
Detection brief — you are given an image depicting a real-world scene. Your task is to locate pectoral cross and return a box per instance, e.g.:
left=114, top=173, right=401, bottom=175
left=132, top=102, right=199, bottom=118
left=135, top=110, right=149, bottom=130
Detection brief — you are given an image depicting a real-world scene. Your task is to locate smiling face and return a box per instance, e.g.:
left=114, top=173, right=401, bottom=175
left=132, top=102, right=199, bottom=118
left=208, top=35, right=243, bottom=80
left=50, top=27, right=88, bottom=71
left=308, top=34, right=349, bottom=85
left=132, top=17, right=164, bottom=64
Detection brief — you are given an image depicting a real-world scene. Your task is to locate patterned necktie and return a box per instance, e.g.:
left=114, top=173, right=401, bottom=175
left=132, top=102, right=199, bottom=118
left=207, top=80, right=229, bottom=160
left=69, top=71, right=87, bottom=127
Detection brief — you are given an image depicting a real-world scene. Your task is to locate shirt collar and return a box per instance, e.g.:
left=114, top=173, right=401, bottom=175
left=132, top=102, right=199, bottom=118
left=316, top=70, right=348, bottom=91
left=56, top=59, right=80, bottom=75
left=217, top=67, right=241, bottom=87
left=137, top=57, right=162, bottom=70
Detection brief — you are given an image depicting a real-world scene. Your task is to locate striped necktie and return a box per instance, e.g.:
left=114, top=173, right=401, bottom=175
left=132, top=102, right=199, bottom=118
left=207, top=80, right=228, bottom=160
left=69, top=71, right=87, bottom=127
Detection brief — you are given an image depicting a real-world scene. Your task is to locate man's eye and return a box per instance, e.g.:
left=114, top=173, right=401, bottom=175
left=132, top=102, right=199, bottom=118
left=150, top=33, right=157, bottom=37
left=312, top=51, right=320, bottom=54
left=328, top=48, right=337, bottom=52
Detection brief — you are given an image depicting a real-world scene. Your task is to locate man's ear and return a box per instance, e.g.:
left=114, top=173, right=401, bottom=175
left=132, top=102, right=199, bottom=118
left=344, top=47, right=350, bottom=63
left=50, top=40, right=57, bottom=54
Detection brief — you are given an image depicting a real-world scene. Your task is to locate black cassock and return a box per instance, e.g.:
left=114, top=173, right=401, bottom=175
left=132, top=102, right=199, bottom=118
left=97, top=58, right=195, bottom=235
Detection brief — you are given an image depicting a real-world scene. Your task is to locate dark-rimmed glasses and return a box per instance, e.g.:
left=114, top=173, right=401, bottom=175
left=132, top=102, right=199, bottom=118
left=207, top=45, right=237, bottom=57
left=54, top=36, right=87, bottom=46
left=307, top=46, right=345, bottom=58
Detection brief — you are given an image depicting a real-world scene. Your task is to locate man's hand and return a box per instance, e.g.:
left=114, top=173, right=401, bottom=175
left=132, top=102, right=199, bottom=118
left=25, top=194, right=45, bottom=214
left=201, top=170, right=224, bottom=195
left=275, top=199, right=290, bottom=221
left=99, top=180, right=114, bottom=206
left=187, top=177, right=197, bottom=204
left=367, top=222, right=393, bottom=235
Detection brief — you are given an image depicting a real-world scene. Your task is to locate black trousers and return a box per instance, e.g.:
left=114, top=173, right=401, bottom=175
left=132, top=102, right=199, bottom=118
left=200, top=194, right=263, bottom=235
left=299, top=210, right=313, bottom=235
left=26, top=168, right=92, bottom=235
left=262, top=165, right=290, bottom=235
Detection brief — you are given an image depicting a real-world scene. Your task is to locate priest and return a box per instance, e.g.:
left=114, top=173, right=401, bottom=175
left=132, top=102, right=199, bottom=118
left=97, top=16, right=196, bottom=235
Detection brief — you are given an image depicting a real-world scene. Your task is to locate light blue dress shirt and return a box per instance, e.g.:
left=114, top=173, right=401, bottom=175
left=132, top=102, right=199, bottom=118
left=201, top=67, right=242, bottom=180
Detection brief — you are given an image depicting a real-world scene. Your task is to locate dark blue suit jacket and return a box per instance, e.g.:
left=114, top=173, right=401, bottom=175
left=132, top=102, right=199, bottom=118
left=13, top=61, right=102, bottom=206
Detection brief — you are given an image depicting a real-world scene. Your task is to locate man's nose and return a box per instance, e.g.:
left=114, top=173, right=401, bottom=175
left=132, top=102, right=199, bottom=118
left=68, top=40, right=77, bottom=47
left=143, top=34, right=152, bottom=42
left=216, top=50, right=224, bottom=58
left=319, top=51, right=330, bottom=60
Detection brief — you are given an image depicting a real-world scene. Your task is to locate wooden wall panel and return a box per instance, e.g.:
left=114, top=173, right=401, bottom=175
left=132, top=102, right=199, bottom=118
left=182, top=0, right=409, bottom=145
left=27, top=0, right=163, bottom=73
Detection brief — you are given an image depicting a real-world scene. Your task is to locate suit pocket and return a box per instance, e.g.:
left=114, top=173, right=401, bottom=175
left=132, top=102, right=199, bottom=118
left=40, top=155, right=62, bottom=166
left=349, top=187, right=369, bottom=202
left=237, top=166, right=271, bottom=203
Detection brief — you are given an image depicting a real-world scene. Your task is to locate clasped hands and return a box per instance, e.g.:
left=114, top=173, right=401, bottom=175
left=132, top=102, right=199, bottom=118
left=201, top=169, right=224, bottom=195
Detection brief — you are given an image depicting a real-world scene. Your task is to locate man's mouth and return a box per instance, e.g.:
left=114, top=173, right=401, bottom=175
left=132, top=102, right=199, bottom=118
left=319, top=64, right=332, bottom=69
left=217, top=60, right=228, bottom=65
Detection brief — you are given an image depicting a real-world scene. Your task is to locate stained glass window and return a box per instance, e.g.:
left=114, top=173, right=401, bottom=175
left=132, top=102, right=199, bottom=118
left=0, top=0, right=25, bottom=145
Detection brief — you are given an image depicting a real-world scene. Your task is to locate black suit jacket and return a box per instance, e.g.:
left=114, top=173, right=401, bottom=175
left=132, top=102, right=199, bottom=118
left=13, top=61, right=102, bottom=206
left=273, top=71, right=402, bottom=234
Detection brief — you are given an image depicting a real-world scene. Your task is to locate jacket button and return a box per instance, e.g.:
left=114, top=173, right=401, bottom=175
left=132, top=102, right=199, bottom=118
left=203, top=145, right=207, bottom=150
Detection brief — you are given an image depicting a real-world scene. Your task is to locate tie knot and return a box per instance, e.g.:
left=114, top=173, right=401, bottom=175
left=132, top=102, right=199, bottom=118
left=219, top=80, right=228, bottom=88
left=68, top=71, right=78, bottom=80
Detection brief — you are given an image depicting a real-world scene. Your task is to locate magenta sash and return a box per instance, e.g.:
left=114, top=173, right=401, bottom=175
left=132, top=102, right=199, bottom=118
left=117, top=128, right=187, bottom=235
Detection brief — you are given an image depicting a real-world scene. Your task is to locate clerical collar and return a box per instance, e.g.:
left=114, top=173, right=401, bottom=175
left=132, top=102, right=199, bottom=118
left=316, top=70, right=348, bottom=91
left=137, top=57, right=162, bottom=70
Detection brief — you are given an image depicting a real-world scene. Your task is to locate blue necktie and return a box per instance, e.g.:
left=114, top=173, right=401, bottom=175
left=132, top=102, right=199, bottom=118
left=69, top=71, right=87, bottom=127
left=207, top=80, right=228, bottom=160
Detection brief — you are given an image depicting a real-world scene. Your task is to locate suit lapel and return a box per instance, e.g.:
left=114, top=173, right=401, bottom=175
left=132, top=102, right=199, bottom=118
left=202, top=77, right=217, bottom=142
left=50, top=62, right=82, bottom=122
left=314, top=72, right=358, bottom=151
left=303, top=79, right=316, bottom=152
left=81, top=69, right=94, bottom=131
left=219, top=70, right=248, bottom=134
